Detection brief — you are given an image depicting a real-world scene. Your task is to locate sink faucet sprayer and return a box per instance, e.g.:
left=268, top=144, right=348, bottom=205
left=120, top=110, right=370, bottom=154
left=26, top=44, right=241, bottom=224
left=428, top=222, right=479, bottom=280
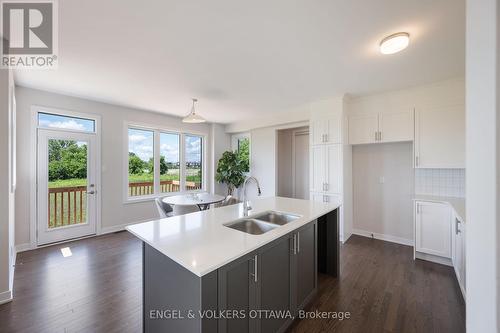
left=242, top=176, right=261, bottom=216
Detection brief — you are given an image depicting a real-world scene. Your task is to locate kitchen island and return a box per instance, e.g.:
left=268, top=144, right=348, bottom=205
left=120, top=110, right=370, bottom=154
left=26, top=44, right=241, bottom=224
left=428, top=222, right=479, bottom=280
left=127, top=196, right=341, bottom=333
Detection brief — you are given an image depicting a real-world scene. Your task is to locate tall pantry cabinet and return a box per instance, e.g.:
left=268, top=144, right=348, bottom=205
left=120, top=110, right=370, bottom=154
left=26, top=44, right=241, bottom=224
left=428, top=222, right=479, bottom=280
left=309, top=97, right=352, bottom=242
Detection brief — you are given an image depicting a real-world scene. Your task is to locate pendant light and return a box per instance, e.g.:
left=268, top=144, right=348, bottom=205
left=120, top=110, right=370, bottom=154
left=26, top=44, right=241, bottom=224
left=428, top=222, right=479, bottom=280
left=182, top=98, right=206, bottom=123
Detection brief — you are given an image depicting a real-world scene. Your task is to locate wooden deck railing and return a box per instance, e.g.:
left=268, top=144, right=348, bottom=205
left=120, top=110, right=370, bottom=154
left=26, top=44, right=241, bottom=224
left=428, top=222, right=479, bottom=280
left=48, top=181, right=202, bottom=228
left=129, top=180, right=202, bottom=196
left=48, top=186, right=87, bottom=228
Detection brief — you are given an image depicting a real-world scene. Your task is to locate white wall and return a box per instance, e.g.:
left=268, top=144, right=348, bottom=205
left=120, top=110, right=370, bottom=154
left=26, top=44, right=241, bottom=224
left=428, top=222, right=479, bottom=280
left=0, top=68, right=15, bottom=304
left=465, top=0, right=499, bottom=331
left=14, top=86, right=221, bottom=247
left=352, top=143, right=414, bottom=244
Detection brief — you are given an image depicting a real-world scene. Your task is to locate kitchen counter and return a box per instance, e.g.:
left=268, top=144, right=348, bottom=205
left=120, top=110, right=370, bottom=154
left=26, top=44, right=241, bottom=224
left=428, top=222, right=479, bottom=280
left=414, top=195, right=465, bottom=222
left=126, top=196, right=341, bottom=277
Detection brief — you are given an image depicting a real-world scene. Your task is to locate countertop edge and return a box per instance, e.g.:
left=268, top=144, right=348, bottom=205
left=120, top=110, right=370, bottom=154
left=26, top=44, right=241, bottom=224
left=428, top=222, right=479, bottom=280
left=126, top=203, right=340, bottom=277
left=413, top=195, right=466, bottom=222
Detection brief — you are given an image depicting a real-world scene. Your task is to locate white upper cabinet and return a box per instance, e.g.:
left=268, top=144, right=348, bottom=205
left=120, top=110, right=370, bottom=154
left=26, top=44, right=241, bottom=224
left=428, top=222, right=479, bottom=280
left=378, top=110, right=414, bottom=143
left=326, top=145, right=341, bottom=194
left=414, top=104, right=465, bottom=168
left=310, top=145, right=326, bottom=193
left=348, top=114, right=378, bottom=144
left=311, top=115, right=341, bottom=145
left=348, top=109, right=414, bottom=145
left=310, top=144, right=341, bottom=194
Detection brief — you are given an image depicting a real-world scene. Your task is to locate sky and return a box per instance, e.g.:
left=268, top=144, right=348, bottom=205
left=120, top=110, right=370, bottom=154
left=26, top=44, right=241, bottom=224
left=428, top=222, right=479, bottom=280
left=38, top=112, right=95, bottom=132
left=38, top=113, right=201, bottom=163
left=128, top=129, right=202, bottom=163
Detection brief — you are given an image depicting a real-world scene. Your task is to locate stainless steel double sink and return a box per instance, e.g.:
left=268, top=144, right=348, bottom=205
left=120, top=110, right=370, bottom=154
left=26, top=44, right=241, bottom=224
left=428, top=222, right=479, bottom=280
left=224, top=211, right=300, bottom=235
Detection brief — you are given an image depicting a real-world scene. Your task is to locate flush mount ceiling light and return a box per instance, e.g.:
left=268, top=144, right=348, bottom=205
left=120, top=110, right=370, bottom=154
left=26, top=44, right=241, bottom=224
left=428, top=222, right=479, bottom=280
left=182, top=98, right=206, bottom=123
left=379, top=32, right=410, bottom=55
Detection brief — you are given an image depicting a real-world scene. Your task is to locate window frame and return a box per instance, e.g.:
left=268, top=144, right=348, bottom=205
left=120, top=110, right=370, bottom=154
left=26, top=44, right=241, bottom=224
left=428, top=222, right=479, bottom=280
left=231, top=132, right=251, bottom=173
left=124, top=121, right=207, bottom=203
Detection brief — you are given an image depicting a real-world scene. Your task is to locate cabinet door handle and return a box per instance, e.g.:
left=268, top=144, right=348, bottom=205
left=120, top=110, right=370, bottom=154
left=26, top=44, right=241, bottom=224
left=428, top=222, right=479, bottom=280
left=324, top=134, right=328, bottom=142
left=378, top=131, right=382, bottom=141
left=415, top=156, right=419, bottom=167
left=297, top=232, right=300, bottom=253
left=325, top=183, right=329, bottom=191
left=455, top=218, right=461, bottom=235
left=252, top=255, right=258, bottom=282
left=293, top=234, right=297, bottom=255
left=375, top=131, right=378, bottom=141
left=416, top=203, right=420, bottom=214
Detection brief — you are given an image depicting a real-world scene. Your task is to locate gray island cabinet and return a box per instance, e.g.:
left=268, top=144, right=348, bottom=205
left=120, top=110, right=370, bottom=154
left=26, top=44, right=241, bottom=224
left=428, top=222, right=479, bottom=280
left=127, top=197, right=340, bottom=333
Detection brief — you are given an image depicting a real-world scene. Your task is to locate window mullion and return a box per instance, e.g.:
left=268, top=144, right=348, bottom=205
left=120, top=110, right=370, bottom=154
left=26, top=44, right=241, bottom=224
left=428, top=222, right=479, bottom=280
left=154, top=131, right=160, bottom=195
left=180, top=133, right=186, bottom=192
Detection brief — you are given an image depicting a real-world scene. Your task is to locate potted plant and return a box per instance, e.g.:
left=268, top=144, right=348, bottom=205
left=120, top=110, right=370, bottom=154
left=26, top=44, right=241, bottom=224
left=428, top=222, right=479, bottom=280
left=215, top=151, right=246, bottom=196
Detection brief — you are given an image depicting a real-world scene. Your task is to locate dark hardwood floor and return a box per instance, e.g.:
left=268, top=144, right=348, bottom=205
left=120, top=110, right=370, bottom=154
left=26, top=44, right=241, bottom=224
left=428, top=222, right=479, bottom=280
left=0, top=232, right=465, bottom=333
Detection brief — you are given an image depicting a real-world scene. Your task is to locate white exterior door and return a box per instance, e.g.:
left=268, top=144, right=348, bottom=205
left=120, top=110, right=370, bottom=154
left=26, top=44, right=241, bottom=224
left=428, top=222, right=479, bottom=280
left=37, top=129, right=98, bottom=245
left=415, top=201, right=451, bottom=258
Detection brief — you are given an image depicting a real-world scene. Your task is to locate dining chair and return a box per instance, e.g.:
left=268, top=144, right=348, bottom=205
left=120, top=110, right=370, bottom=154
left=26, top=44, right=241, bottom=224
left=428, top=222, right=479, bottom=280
left=155, top=197, right=174, bottom=218
left=173, top=204, right=200, bottom=216
left=217, top=195, right=240, bottom=207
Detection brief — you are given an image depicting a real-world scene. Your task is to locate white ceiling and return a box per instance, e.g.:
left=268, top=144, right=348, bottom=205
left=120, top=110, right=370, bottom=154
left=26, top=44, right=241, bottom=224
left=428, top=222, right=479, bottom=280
left=15, top=0, right=465, bottom=124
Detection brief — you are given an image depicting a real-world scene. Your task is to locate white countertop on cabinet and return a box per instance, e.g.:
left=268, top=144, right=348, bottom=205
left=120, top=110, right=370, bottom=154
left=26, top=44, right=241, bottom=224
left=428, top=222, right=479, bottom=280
left=414, top=195, right=465, bottom=222
left=126, top=196, right=342, bottom=277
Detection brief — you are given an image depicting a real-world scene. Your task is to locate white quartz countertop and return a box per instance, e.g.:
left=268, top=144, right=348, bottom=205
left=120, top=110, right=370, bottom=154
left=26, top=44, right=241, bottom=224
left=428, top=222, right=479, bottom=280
left=414, top=195, right=466, bottom=222
left=126, top=196, right=341, bottom=277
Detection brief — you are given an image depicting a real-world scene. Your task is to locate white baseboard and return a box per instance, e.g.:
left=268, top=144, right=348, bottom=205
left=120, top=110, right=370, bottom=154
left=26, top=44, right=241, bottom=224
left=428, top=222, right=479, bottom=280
left=415, top=251, right=453, bottom=267
left=99, top=220, right=151, bottom=235
left=0, top=290, right=12, bottom=305
left=351, top=228, right=413, bottom=246
left=15, top=243, right=32, bottom=253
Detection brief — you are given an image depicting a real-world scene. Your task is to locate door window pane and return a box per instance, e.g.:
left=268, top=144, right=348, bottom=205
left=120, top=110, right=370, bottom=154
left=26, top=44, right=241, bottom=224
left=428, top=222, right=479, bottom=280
left=48, top=139, right=88, bottom=228
left=185, top=135, right=203, bottom=190
left=128, top=128, right=154, bottom=197
left=160, top=133, right=180, bottom=193
left=38, top=112, right=95, bottom=132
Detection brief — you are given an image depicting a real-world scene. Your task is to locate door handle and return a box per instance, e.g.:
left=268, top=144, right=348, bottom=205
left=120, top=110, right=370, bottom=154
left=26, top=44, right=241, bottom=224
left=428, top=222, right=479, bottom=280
left=324, top=134, right=328, bottom=143
left=375, top=131, right=378, bottom=141
left=415, top=156, right=419, bottom=167
left=293, top=234, right=297, bottom=255
left=378, top=131, right=382, bottom=141
left=88, top=191, right=96, bottom=195
left=297, top=232, right=300, bottom=253
left=251, top=255, right=258, bottom=282
left=455, top=218, right=461, bottom=235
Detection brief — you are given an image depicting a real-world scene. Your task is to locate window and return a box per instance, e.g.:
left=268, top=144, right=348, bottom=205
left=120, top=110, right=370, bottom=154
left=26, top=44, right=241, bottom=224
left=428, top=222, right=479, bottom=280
left=232, top=133, right=250, bottom=173
left=38, top=112, right=95, bottom=133
left=126, top=125, right=205, bottom=200
left=128, top=128, right=154, bottom=197
left=185, top=135, right=203, bottom=191
left=237, top=137, right=250, bottom=172
left=160, top=133, right=180, bottom=193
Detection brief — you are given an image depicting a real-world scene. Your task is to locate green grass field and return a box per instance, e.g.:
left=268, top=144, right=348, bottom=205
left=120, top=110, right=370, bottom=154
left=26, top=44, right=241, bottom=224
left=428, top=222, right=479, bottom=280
left=47, top=168, right=202, bottom=227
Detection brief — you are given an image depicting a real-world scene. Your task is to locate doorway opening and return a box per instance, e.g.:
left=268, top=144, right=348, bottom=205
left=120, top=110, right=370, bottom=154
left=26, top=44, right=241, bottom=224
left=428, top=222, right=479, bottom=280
left=277, top=126, right=309, bottom=199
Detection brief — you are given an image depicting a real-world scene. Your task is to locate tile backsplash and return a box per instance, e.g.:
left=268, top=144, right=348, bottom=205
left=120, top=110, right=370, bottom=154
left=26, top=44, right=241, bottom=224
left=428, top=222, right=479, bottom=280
left=415, top=169, right=465, bottom=198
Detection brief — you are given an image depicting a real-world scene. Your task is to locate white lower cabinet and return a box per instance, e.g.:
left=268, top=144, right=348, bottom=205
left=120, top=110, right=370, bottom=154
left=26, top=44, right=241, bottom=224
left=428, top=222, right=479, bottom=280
left=414, top=200, right=466, bottom=298
left=452, top=215, right=466, bottom=296
left=415, top=201, right=451, bottom=258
